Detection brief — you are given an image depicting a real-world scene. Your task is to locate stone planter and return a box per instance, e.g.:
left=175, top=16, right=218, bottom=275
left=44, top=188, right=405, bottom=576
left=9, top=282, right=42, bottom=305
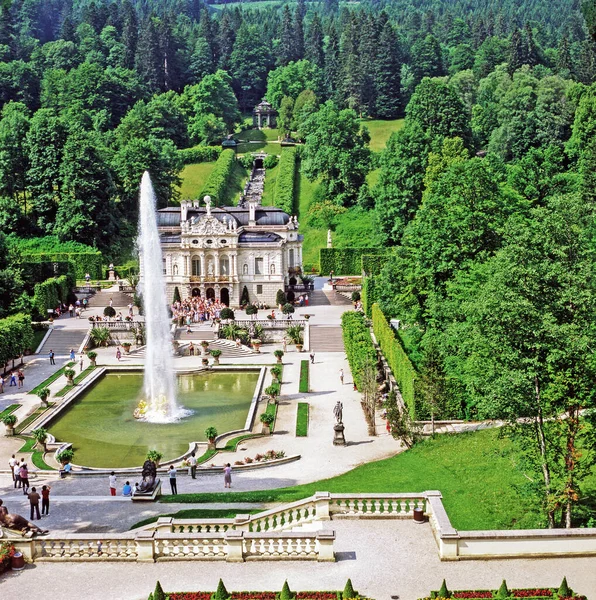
left=261, top=424, right=271, bottom=435
left=252, top=342, right=261, bottom=353
left=123, top=345, right=131, bottom=354
left=4, top=425, right=15, bottom=436
left=207, top=439, right=216, bottom=450
left=296, top=344, right=303, bottom=352
left=213, top=357, right=220, bottom=366
left=202, top=357, right=209, bottom=366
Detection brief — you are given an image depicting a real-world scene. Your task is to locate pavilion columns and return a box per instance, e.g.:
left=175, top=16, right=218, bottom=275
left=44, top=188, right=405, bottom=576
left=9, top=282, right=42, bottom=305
left=200, top=255, right=206, bottom=278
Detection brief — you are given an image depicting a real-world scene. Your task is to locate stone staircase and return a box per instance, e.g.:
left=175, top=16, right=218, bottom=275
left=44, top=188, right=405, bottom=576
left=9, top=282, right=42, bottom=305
left=309, top=325, right=345, bottom=352
left=86, top=290, right=134, bottom=308
left=130, top=338, right=255, bottom=359
left=38, top=327, right=89, bottom=356
left=174, top=327, right=217, bottom=341
left=307, top=290, right=352, bottom=307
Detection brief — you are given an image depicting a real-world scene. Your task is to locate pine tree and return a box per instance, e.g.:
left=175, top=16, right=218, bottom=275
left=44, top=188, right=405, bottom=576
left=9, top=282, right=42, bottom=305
left=0, top=1, right=14, bottom=57
left=323, top=0, right=338, bottom=15
left=135, top=16, right=164, bottom=92
left=577, top=40, right=596, bottom=84
left=158, top=14, right=182, bottom=91
left=359, top=12, right=380, bottom=116
left=278, top=5, right=295, bottom=66
left=411, top=34, right=445, bottom=82
left=556, top=36, right=572, bottom=74
left=297, top=0, right=306, bottom=20
left=524, top=22, right=539, bottom=67
left=340, top=12, right=364, bottom=113
left=293, top=8, right=304, bottom=61
left=305, top=13, right=324, bottom=68
left=580, top=137, right=596, bottom=205
left=218, top=11, right=236, bottom=72
left=121, top=0, right=138, bottom=70
left=507, top=28, right=524, bottom=74
left=374, top=21, right=401, bottom=119
left=190, top=37, right=214, bottom=82
left=325, top=27, right=341, bottom=102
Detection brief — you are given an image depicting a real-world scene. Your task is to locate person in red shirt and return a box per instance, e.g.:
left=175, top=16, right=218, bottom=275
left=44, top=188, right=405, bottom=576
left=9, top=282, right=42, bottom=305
left=41, top=485, right=51, bottom=516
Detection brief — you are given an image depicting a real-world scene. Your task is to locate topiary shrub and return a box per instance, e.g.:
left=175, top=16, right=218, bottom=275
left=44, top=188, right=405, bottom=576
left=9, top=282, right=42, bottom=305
left=173, top=287, right=181, bottom=303
left=279, top=580, right=294, bottom=600
left=558, top=577, right=572, bottom=597
left=343, top=579, right=358, bottom=599
left=245, top=305, right=258, bottom=316
left=282, top=303, right=295, bottom=315
left=220, top=307, right=235, bottom=320
left=213, top=578, right=230, bottom=600
left=241, top=285, right=250, bottom=306
left=351, top=291, right=361, bottom=302
left=438, top=580, right=451, bottom=599
left=276, top=289, right=287, bottom=306
left=496, top=580, right=509, bottom=599
left=152, top=581, right=166, bottom=600
left=103, top=306, right=116, bottom=318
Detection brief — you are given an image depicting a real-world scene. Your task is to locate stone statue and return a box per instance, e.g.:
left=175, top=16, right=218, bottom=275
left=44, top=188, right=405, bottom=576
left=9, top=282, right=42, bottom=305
left=208, top=260, right=214, bottom=276
left=137, top=459, right=158, bottom=493
left=327, top=229, right=332, bottom=248
left=333, top=401, right=343, bottom=424
left=0, top=501, right=48, bottom=536
left=204, top=195, right=212, bottom=217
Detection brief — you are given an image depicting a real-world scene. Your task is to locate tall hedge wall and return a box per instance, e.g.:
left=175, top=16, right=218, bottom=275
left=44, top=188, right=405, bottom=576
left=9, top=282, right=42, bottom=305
left=178, top=146, right=222, bottom=165
left=320, top=248, right=385, bottom=276
left=33, top=275, right=73, bottom=317
left=372, top=303, right=420, bottom=419
left=19, top=261, right=75, bottom=293
left=0, top=313, right=34, bottom=367
left=273, top=147, right=297, bottom=214
left=199, top=148, right=236, bottom=205
left=341, top=311, right=376, bottom=389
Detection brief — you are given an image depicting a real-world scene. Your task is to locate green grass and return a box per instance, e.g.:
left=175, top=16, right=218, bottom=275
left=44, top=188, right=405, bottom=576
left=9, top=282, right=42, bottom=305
left=264, top=402, right=278, bottom=432
left=15, top=404, right=54, bottom=434
left=17, top=436, right=36, bottom=452
left=222, top=434, right=264, bottom=452
left=30, top=328, right=47, bottom=352
left=29, top=363, right=74, bottom=396
left=0, top=404, right=19, bottom=419
left=360, top=118, right=404, bottom=152
left=219, top=161, right=250, bottom=207
left=296, top=172, right=325, bottom=271
left=54, top=365, right=97, bottom=397
left=299, top=360, right=309, bottom=393
left=130, top=508, right=262, bottom=530
left=367, top=167, right=381, bottom=188
left=177, top=161, right=217, bottom=199
left=260, top=162, right=280, bottom=207
left=236, top=128, right=280, bottom=142
left=31, top=451, right=54, bottom=470
left=159, top=428, right=555, bottom=530
left=237, top=141, right=282, bottom=156
left=296, top=403, right=309, bottom=437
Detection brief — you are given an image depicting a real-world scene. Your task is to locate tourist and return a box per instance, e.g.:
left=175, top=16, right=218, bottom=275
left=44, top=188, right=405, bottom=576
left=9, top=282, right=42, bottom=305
left=339, top=369, right=344, bottom=385
left=17, top=369, right=24, bottom=389
left=69, top=349, right=75, bottom=361
left=186, top=324, right=192, bottom=334
left=223, top=463, right=232, bottom=488
left=109, top=297, right=113, bottom=308
left=0, top=375, right=4, bottom=393
left=109, top=471, right=117, bottom=496
left=0, top=499, right=8, bottom=517
left=79, top=353, right=84, bottom=372
left=116, top=347, right=122, bottom=361
left=8, top=454, right=16, bottom=481
left=85, top=273, right=90, bottom=284
left=20, top=463, right=29, bottom=495
left=310, top=351, right=315, bottom=364
left=122, top=481, right=132, bottom=496
left=82, top=297, right=88, bottom=310
left=41, top=485, right=51, bottom=516
left=168, top=465, right=178, bottom=495
left=282, top=337, right=287, bottom=353
left=13, top=462, right=20, bottom=488
left=128, top=303, right=133, bottom=317
left=28, top=487, right=41, bottom=520
left=49, top=349, right=55, bottom=365
left=189, top=452, right=197, bottom=479
left=61, top=462, right=72, bottom=478
left=9, top=372, right=16, bottom=386
left=305, top=294, right=309, bottom=306
left=69, top=304, right=74, bottom=317
left=189, top=342, right=194, bottom=356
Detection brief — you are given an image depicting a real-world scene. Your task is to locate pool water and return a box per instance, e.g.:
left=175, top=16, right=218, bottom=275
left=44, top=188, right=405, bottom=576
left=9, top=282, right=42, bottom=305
left=49, top=370, right=259, bottom=468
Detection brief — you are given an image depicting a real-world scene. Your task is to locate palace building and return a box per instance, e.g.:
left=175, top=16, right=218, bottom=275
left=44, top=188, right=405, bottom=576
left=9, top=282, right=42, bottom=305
left=155, top=196, right=303, bottom=306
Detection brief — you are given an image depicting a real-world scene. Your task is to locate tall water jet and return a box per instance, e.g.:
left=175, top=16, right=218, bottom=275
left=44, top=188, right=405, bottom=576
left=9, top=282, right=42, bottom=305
left=136, top=171, right=182, bottom=422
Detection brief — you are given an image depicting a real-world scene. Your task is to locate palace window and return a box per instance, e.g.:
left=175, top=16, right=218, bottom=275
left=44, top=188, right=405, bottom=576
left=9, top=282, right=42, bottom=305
left=192, top=257, right=201, bottom=276
left=256, top=285, right=263, bottom=294
left=255, top=257, right=263, bottom=274
left=289, top=249, right=295, bottom=267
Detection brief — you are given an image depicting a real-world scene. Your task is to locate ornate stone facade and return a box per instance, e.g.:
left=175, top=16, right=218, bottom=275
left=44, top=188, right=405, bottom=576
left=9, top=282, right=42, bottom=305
left=152, top=196, right=303, bottom=306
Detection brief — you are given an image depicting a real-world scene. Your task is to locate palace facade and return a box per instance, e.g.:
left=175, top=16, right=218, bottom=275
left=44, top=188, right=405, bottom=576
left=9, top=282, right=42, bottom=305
left=153, top=197, right=303, bottom=306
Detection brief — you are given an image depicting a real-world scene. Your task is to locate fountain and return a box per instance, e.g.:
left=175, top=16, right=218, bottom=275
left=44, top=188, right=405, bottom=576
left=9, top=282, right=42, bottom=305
left=136, top=171, right=187, bottom=422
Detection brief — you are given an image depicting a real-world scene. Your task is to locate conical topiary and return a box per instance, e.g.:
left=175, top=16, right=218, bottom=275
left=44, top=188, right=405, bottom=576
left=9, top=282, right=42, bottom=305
left=214, top=579, right=230, bottom=600
left=438, top=580, right=451, bottom=599
left=558, top=577, right=572, bottom=597
left=153, top=581, right=166, bottom=600
left=280, top=580, right=294, bottom=600
left=148, top=594, right=153, bottom=600
left=496, top=580, right=509, bottom=598
left=343, top=579, right=358, bottom=599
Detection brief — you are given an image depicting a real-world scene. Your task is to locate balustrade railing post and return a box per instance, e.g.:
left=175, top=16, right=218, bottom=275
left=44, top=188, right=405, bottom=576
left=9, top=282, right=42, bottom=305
left=14, top=538, right=36, bottom=562
left=314, top=492, right=331, bottom=521
left=316, top=530, right=336, bottom=562
left=225, top=530, right=245, bottom=562
left=154, top=517, right=174, bottom=533
left=135, top=530, right=156, bottom=562
left=234, top=514, right=251, bottom=532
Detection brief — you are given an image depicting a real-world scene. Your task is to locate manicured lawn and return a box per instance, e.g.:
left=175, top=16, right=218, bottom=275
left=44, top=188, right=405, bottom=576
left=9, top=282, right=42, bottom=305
left=0, top=404, right=19, bottom=419
left=298, top=360, right=309, bottom=393
left=177, top=162, right=217, bottom=199
left=237, top=141, right=282, bottom=155
left=160, top=428, right=552, bottom=531
left=361, top=118, right=404, bottom=152
left=55, top=365, right=97, bottom=397
left=296, top=171, right=325, bottom=270
left=218, top=161, right=250, bottom=207
left=260, top=163, right=280, bottom=206
left=29, top=363, right=75, bottom=395
left=236, top=128, right=281, bottom=142
left=296, top=402, right=309, bottom=437
left=30, top=328, right=47, bottom=352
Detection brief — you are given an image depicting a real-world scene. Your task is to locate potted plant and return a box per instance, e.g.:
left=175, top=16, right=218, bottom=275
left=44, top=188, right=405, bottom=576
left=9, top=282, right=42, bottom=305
left=37, top=387, right=51, bottom=407
left=260, top=412, right=275, bottom=435
left=210, top=349, right=222, bottom=365
left=0, top=541, right=16, bottom=573
left=146, top=449, right=163, bottom=467
left=103, top=306, right=116, bottom=318
left=287, top=325, right=304, bottom=352
left=200, top=340, right=210, bottom=353
left=64, top=368, right=76, bottom=385
left=351, top=291, right=361, bottom=305
left=56, top=448, right=74, bottom=465
left=220, top=308, right=235, bottom=321
left=273, top=349, right=284, bottom=364
left=87, top=351, right=97, bottom=366
left=251, top=338, right=262, bottom=353
left=270, top=365, right=282, bottom=382
left=205, top=426, right=218, bottom=450
left=122, top=342, right=132, bottom=354
left=282, top=303, right=295, bottom=317
left=245, top=305, right=258, bottom=318
left=265, top=383, right=280, bottom=403
left=2, top=414, right=17, bottom=436
left=32, top=427, right=49, bottom=451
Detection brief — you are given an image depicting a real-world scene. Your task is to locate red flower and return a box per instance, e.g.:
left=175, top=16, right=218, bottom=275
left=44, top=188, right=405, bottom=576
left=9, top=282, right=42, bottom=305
left=453, top=592, right=493, bottom=599
left=512, top=590, right=553, bottom=597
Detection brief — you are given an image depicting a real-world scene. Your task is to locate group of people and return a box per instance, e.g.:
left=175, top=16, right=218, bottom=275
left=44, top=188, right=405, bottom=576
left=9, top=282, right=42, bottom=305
left=52, top=298, right=88, bottom=319
left=0, top=369, right=25, bottom=392
left=171, top=298, right=226, bottom=325
left=8, top=454, right=51, bottom=520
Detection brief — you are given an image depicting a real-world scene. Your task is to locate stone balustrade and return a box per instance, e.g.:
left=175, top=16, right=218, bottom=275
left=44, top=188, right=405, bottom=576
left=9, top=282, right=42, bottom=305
left=329, top=493, right=426, bottom=518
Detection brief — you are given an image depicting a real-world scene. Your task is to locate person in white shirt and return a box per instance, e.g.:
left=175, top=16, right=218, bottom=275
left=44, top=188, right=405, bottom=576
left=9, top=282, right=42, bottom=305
left=109, top=471, right=117, bottom=496
left=189, top=452, right=197, bottom=479
left=8, top=454, right=17, bottom=482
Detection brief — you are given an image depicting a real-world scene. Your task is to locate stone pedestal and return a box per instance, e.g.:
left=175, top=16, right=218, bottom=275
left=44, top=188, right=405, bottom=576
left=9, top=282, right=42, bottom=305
left=108, top=269, right=116, bottom=281
left=333, top=423, right=346, bottom=446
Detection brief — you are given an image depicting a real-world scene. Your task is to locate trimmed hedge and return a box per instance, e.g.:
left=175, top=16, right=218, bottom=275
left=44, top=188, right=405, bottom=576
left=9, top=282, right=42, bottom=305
left=19, top=261, right=75, bottom=293
left=320, top=248, right=384, bottom=276
left=273, top=147, right=297, bottom=214
left=362, top=276, right=377, bottom=318
left=33, top=274, right=73, bottom=317
left=372, top=303, right=419, bottom=419
left=199, top=148, right=236, bottom=206
left=341, top=311, right=376, bottom=389
left=0, top=313, right=34, bottom=368
left=361, top=253, right=390, bottom=276
left=178, top=146, right=222, bottom=165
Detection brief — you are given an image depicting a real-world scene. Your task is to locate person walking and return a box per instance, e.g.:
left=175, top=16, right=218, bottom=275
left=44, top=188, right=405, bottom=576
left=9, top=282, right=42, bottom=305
left=41, top=485, right=51, bottom=516
left=69, top=349, right=75, bottom=361
left=28, top=487, right=41, bottom=520
left=310, top=351, right=315, bottom=364
left=189, top=452, right=197, bottom=479
left=339, top=368, right=344, bottom=385
left=116, top=347, right=122, bottom=361
left=109, top=471, right=117, bottom=496
left=17, top=369, right=24, bottom=389
left=282, top=337, right=287, bottom=353
left=0, top=375, right=4, bottom=393
left=49, top=349, right=55, bottom=365
left=9, top=372, right=16, bottom=386
left=223, top=463, right=232, bottom=488
left=8, top=454, right=16, bottom=482
left=79, top=353, right=84, bottom=372
left=20, top=464, right=30, bottom=495
left=13, top=462, right=21, bottom=488
left=168, top=465, right=178, bottom=495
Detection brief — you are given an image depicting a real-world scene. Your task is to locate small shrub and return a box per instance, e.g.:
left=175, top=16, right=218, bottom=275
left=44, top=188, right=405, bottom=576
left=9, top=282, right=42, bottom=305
left=244, top=456, right=253, bottom=463
left=282, top=303, right=295, bottom=315
left=205, top=426, right=218, bottom=440
left=64, top=368, right=75, bottom=380
left=103, top=306, right=116, bottom=318
left=213, top=579, right=230, bottom=600
left=260, top=412, right=275, bottom=425
left=2, top=414, right=17, bottom=427
left=351, top=291, right=361, bottom=302
left=280, top=580, right=294, bottom=600
left=220, top=307, right=235, bottom=320
left=558, top=578, right=572, bottom=597
left=245, top=305, right=258, bottom=316
left=343, top=579, right=358, bottom=600
left=146, top=450, right=163, bottom=463
left=210, top=349, right=222, bottom=358
left=496, top=580, right=509, bottom=599
left=438, top=580, right=452, bottom=599
left=153, top=581, right=166, bottom=600
left=276, top=289, right=287, bottom=306
left=56, top=448, right=74, bottom=464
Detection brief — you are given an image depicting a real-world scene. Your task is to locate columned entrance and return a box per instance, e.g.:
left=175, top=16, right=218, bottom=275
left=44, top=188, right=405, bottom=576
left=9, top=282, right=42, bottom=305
left=191, top=288, right=201, bottom=297
left=206, top=287, right=215, bottom=301
left=220, top=287, right=230, bottom=306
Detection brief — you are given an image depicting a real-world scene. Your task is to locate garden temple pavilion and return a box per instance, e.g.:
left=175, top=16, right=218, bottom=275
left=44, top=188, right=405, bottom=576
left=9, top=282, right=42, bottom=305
left=152, top=196, right=303, bottom=306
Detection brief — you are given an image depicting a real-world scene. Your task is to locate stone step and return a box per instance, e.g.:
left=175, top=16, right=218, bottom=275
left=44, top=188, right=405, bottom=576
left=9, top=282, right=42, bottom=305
left=175, top=328, right=217, bottom=341
left=38, top=328, right=88, bottom=356
left=86, top=290, right=134, bottom=308
left=309, top=326, right=345, bottom=352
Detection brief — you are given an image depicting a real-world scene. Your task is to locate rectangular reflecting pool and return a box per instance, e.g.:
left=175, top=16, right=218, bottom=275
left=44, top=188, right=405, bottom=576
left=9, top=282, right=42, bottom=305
left=49, top=370, right=260, bottom=469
